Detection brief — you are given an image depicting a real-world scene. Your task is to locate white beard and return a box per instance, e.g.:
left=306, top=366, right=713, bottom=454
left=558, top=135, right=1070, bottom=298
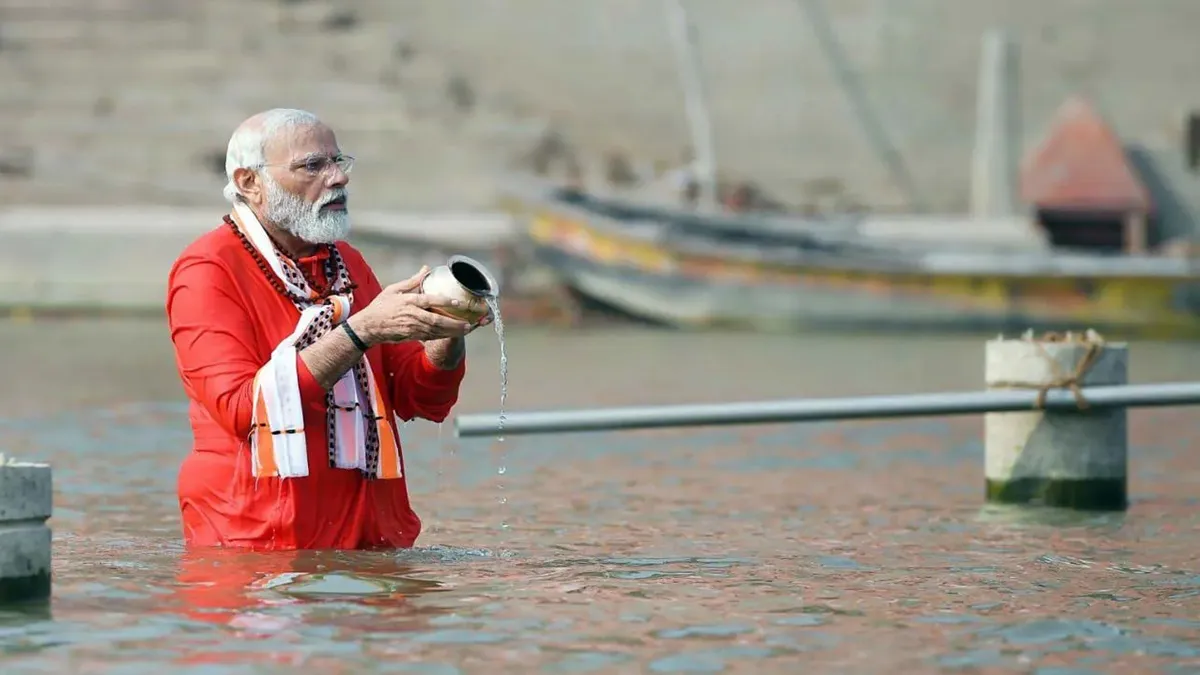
left=263, top=174, right=351, bottom=244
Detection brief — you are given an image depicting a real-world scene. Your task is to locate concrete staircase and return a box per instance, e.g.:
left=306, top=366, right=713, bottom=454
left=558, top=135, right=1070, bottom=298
left=374, top=0, right=1200, bottom=211
left=0, top=0, right=542, bottom=209
left=0, top=0, right=1198, bottom=211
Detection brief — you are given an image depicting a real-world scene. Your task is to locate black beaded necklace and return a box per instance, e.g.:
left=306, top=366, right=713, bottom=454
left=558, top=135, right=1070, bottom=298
left=224, top=215, right=357, bottom=304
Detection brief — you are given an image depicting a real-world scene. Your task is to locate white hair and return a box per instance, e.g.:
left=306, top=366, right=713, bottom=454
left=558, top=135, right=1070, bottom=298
left=223, top=108, right=323, bottom=204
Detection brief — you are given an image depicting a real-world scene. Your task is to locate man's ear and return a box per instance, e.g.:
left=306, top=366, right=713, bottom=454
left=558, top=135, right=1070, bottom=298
left=233, top=167, right=262, bottom=205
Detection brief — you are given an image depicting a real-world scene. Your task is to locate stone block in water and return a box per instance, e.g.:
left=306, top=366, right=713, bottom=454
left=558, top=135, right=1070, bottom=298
left=984, top=333, right=1128, bottom=511
left=0, top=460, right=52, bottom=603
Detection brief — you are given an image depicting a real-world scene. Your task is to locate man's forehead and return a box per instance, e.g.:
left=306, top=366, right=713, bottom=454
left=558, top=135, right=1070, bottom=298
left=264, top=124, right=339, bottom=163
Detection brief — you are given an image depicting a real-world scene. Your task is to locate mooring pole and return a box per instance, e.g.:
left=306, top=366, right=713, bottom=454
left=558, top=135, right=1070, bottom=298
left=663, top=0, right=720, bottom=211
left=969, top=28, right=1020, bottom=219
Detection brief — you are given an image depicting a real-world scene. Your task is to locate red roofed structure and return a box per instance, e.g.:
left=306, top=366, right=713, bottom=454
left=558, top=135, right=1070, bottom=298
left=1020, top=96, right=1152, bottom=253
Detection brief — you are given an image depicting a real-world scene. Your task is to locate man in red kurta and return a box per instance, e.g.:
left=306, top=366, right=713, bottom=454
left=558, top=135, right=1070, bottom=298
left=166, top=108, right=481, bottom=550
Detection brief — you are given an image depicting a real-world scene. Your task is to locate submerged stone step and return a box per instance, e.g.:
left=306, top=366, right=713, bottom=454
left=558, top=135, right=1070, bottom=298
left=0, top=461, right=52, bottom=604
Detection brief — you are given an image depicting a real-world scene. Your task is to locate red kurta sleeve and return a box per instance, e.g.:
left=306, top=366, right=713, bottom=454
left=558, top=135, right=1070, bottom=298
left=385, top=342, right=466, bottom=423
left=166, top=256, right=328, bottom=441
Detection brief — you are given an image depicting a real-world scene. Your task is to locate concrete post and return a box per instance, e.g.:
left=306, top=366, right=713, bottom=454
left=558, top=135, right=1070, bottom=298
left=984, top=333, right=1128, bottom=510
left=970, top=28, right=1021, bottom=219
left=0, top=460, right=52, bottom=603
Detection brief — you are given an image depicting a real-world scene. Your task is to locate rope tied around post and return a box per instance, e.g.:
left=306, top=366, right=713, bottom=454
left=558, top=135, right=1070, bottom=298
left=989, top=330, right=1106, bottom=410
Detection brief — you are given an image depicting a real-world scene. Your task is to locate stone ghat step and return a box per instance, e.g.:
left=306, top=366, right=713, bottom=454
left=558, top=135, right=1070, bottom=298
left=7, top=145, right=521, bottom=207
left=1, top=16, right=404, bottom=53
left=15, top=25, right=439, bottom=68
left=0, top=168, right=505, bottom=210
left=0, top=79, right=417, bottom=115
left=0, top=206, right=515, bottom=290
left=1, top=0, right=196, bottom=11
left=0, top=79, right=442, bottom=115
left=0, top=17, right=405, bottom=58
left=2, top=19, right=209, bottom=50
left=0, top=179, right=209, bottom=206
left=0, top=205, right=516, bottom=244
left=0, top=102, right=520, bottom=147
left=2, top=130, right=507, bottom=200
left=2, top=0, right=393, bottom=25
left=0, top=206, right=515, bottom=313
left=0, top=80, right=415, bottom=114
left=6, top=119, right=521, bottom=154
left=1, top=53, right=399, bottom=85
left=0, top=108, right=419, bottom=139
left=0, top=184, right=504, bottom=212
left=0, top=65, right=463, bottom=113
left=0, top=20, right=405, bottom=52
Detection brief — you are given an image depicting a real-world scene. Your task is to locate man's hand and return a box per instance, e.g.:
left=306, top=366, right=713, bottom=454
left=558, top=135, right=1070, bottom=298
left=350, top=267, right=473, bottom=346
left=474, top=305, right=495, bottom=329
left=424, top=306, right=493, bottom=370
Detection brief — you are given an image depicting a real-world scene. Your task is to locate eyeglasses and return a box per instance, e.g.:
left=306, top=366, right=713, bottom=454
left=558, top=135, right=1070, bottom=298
left=257, top=153, right=355, bottom=177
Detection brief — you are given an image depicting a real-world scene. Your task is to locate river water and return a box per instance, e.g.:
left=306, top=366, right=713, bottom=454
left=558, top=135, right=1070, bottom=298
left=1, top=319, right=1199, bottom=674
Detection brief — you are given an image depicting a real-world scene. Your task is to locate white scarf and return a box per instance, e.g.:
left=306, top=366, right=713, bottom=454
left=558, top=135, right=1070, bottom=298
left=232, top=203, right=402, bottom=480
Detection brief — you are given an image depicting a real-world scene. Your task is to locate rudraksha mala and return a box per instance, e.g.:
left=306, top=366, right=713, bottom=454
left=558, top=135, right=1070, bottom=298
left=224, top=215, right=357, bottom=304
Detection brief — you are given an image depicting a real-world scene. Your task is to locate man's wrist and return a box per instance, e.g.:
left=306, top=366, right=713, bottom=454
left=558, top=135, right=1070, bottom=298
left=346, top=313, right=381, bottom=348
left=424, top=337, right=465, bottom=370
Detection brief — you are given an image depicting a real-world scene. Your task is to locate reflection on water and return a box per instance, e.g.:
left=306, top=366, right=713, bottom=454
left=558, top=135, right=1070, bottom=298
left=1, top=320, right=1200, bottom=673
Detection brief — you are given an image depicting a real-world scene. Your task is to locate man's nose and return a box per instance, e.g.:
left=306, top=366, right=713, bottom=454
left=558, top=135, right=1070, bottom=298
left=327, top=164, right=349, bottom=188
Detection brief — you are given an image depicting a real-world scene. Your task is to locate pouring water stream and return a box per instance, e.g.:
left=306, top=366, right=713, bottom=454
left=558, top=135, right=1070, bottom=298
left=422, top=256, right=509, bottom=531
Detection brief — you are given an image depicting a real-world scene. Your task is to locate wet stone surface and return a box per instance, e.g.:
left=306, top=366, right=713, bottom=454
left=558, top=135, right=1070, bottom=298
left=1, top=320, right=1199, bottom=673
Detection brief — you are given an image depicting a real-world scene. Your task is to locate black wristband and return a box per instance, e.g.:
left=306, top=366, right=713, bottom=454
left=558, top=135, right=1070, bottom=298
left=341, top=320, right=370, bottom=352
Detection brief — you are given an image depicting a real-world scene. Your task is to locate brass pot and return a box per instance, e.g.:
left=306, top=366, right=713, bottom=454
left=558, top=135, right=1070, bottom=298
left=420, top=254, right=499, bottom=324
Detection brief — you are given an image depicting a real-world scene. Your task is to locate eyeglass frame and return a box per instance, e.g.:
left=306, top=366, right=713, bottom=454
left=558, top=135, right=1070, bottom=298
left=253, top=152, right=355, bottom=178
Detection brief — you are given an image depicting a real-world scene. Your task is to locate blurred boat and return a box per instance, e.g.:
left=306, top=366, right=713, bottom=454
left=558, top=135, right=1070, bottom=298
left=501, top=179, right=1200, bottom=338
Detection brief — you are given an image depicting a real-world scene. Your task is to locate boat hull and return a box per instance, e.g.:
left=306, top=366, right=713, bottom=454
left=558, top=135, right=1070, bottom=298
left=524, top=211, right=1200, bottom=339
